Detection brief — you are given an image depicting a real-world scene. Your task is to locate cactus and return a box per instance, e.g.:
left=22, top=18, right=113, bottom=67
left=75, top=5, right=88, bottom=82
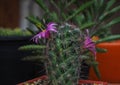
left=44, top=24, right=83, bottom=85
left=20, top=22, right=86, bottom=85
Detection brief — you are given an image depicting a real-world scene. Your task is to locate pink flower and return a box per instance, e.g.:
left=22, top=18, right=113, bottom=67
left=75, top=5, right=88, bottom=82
left=83, top=29, right=96, bottom=58
left=32, top=22, right=57, bottom=43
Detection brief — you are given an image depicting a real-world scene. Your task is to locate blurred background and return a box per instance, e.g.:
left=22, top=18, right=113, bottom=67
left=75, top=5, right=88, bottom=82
left=0, top=0, right=120, bottom=33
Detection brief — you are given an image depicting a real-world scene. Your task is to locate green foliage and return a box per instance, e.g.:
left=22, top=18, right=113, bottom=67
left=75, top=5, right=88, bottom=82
left=65, top=0, right=94, bottom=21
left=22, top=56, right=45, bottom=62
left=96, top=48, right=107, bottom=53
left=0, top=28, right=32, bottom=36
left=84, top=0, right=120, bottom=37
left=26, top=16, right=45, bottom=29
left=26, top=0, right=120, bottom=38
left=90, top=61, right=101, bottom=79
left=19, top=45, right=46, bottom=51
left=35, top=0, right=49, bottom=13
left=96, top=35, right=120, bottom=44
left=26, top=0, right=93, bottom=25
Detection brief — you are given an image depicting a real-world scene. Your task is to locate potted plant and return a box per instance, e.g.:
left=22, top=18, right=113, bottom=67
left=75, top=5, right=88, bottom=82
left=20, top=0, right=99, bottom=80
left=18, top=0, right=120, bottom=84
left=19, top=21, right=108, bottom=85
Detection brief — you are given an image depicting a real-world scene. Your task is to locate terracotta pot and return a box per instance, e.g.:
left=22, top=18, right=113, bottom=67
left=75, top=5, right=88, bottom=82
left=89, top=40, right=120, bottom=83
left=17, top=75, right=48, bottom=85
left=17, top=75, right=108, bottom=85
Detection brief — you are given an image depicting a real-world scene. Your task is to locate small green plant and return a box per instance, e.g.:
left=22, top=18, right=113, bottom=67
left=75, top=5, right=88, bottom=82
left=0, top=28, right=32, bottom=36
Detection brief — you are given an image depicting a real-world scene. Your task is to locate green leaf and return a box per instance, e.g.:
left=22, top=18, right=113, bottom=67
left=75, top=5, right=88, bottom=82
left=57, top=67, right=75, bottom=81
left=80, top=55, right=90, bottom=60
left=73, top=14, right=86, bottom=26
left=50, top=0, right=59, bottom=11
left=103, top=17, right=120, bottom=29
left=80, top=22, right=95, bottom=30
left=65, top=0, right=76, bottom=8
left=89, top=5, right=94, bottom=18
left=0, top=28, right=32, bottom=36
left=49, top=12, right=59, bottom=22
left=65, top=0, right=93, bottom=21
left=99, top=0, right=104, bottom=7
left=96, top=35, right=120, bottom=44
left=26, top=16, right=44, bottom=29
left=35, top=0, right=49, bottom=13
left=22, top=56, right=45, bottom=62
left=85, top=10, right=93, bottom=22
left=96, top=48, right=107, bottom=53
left=61, top=13, right=67, bottom=21
left=99, top=5, right=120, bottom=21
left=49, top=51, right=57, bottom=64
left=93, top=17, right=120, bottom=37
left=91, top=61, right=101, bottom=79
left=26, top=27, right=36, bottom=34
left=19, top=45, right=46, bottom=51
left=105, top=0, right=116, bottom=11
left=93, top=0, right=104, bottom=13
left=92, top=17, right=120, bottom=36
left=66, top=81, right=73, bottom=85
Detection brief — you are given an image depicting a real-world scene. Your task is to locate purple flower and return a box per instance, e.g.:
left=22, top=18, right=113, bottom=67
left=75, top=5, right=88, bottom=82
left=47, top=22, right=58, bottom=32
left=32, top=22, right=57, bottom=43
left=83, top=29, right=96, bottom=58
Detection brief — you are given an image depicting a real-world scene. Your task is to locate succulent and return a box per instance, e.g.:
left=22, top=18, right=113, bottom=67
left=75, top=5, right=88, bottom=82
left=45, top=24, right=83, bottom=85
left=19, top=0, right=120, bottom=85
left=20, top=22, right=85, bottom=85
left=0, top=28, right=32, bottom=36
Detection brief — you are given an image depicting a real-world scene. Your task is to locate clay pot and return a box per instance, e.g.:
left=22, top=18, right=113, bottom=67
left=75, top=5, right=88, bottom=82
left=17, top=75, right=108, bottom=85
left=89, top=40, right=120, bottom=83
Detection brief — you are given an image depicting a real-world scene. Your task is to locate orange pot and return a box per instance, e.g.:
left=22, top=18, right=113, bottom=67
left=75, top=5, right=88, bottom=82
left=17, top=75, right=48, bottom=85
left=89, top=40, right=120, bottom=83
left=17, top=75, right=108, bottom=85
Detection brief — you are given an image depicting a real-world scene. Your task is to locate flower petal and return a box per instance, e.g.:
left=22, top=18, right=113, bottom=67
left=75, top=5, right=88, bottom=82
left=45, top=31, right=50, bottom=38
left=47, top=22, right=57, bottom=32
left=31, top=22, right=57, bottom=43
left=83, top=29, right=96, bottom=58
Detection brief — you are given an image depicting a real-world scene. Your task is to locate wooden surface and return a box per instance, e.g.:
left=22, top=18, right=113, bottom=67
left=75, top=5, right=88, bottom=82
left=0, top=0, right=19, bottom=28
